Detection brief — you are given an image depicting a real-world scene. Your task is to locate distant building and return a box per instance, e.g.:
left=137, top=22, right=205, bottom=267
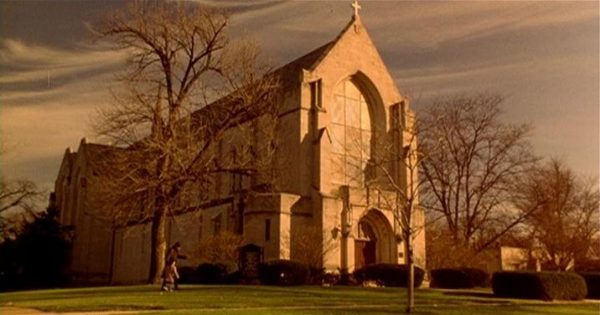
left=55, top=11, right=425, bottom=284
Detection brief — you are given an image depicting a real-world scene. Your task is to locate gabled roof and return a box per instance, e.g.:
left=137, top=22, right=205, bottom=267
left=272, top=16, right=364, bottom=88
left=273, top=41, right=333, bottom=89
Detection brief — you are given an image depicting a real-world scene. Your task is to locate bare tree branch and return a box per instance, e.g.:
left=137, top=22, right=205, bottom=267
left=90, top=1, right=280, bottom=283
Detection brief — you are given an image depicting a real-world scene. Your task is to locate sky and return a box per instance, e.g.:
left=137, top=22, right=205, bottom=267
left=1, top=0, right=598, bottom=198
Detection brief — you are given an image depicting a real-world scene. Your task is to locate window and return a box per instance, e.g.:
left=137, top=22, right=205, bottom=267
left=264, top=219, right=271, bottom=241
left=330, top=78, right=371, bottom=186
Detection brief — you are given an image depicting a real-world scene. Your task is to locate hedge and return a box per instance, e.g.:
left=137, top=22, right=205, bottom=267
left=492, top=271, right=587, bottom=300
left=177, top=266, right=198, bottom=284
left=430, top=268, right=489, bottom=289
left=258, top=260, right=309, bottom=286
left=353, top=264, right=424, bottom=287
left=196, top=263, right=228, bottom=284
left=578, top=272, right=600, bottom=299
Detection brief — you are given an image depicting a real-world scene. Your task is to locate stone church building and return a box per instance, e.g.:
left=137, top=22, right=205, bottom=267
left=55, top=10, right=425, bottom=284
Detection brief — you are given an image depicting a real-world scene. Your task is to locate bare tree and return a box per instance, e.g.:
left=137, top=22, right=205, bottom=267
left=0, top=179, right=40, bottom=241
left=513, top=159, right=600, bottom=271
left=335, top=100, right=429, bottom=313
left=197, top=231, right=244, bottom=268
left=368, top=112, right=429, bottom=314
left=92, top=1, right=279, bottom=283
left=280, top=226, right=337, bottom=270
left=0, top=148, right=41, bottom=241
left=418, top=94, right=540, bottom=254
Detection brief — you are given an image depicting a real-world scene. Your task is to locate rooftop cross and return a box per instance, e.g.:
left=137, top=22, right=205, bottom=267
left=352, top=0, right=361, bottom=18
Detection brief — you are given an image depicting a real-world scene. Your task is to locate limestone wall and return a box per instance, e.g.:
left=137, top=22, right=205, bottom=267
left=112, top=223, right=152, bottom=283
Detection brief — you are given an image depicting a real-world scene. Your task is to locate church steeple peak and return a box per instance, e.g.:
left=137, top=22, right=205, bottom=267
left=351, top=0, right=362, bottom=19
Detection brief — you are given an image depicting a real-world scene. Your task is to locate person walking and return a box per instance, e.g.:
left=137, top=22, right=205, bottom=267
left=161, top=259, right=179, bottom=292
left=165, top=241, right=187, bottom=290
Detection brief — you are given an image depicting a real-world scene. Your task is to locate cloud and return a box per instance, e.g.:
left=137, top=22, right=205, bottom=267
left=0, top=39, right=124, bottom=189
left=0, top=39, right=126, bottom=100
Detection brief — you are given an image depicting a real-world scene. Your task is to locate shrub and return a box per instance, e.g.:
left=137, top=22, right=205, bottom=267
left=196, top=263, right=227, bottom=284
left=224, top=270, right=242, bottom=284
left=430, top=268, right=489, bottom=288
left=578, top=272, right=600, bottom=299
left=353, top=264, right=424, bottom=287
left=492, top=271, right=587, bottom=300
left=177, top=266, right=198, bottom=284
left=0, top=206, right=71, bottom=291
left=258, top=260, right=309, bottom=286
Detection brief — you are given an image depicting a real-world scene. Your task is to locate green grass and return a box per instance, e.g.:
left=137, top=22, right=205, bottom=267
left=0, top=285, right=598, bottom=314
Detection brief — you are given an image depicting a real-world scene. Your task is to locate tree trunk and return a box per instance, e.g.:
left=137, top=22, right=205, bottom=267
left=405, top=233, right=415, bottom=313
left=148, top=202, right=167, bottom=284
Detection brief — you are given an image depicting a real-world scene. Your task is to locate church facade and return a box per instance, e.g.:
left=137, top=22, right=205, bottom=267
left=55, top=13, right=425, bottom=284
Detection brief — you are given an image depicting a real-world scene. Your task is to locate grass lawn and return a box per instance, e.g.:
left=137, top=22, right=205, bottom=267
left=0, top=285, right=598, bottom=315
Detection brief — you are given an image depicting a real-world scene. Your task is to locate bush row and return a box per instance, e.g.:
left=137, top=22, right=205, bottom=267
left=430, top=268, right=489, bottom=289
left=492, top=271, right=587, bottom=300
left=180, top=261, right=424, bottom=287
left=353, top=264, right=425, bottom=287
left=179, top=260, right=313, bottom=285
left=578, top=272, right=600, bottom=299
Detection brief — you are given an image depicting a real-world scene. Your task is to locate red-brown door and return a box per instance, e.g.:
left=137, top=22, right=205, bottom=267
left=355, top=240, right=376, bottom=268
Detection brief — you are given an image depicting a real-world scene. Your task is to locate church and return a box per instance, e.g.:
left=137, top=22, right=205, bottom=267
left=54, top=5, right=426, bottom=284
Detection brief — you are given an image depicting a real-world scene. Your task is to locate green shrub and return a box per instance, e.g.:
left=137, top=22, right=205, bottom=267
left=196, top=263, right=227, bottom=284
left=353, top=264, right=424, bottom=287
left=492, top=271, right=587, bottom=300
left=578, top=272, right=600, bottom=299
left=258, top=260, right=309, bottom=286
left=431, top=268, right=489, bottom=288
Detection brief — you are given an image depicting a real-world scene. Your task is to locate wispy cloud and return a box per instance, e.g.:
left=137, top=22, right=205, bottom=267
left=0, top=39, right=125, bottom=101
left=0, top=39, right=125, bottom=187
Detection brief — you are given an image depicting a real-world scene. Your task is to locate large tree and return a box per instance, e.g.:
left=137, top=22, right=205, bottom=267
left=93, top=1, right=279, bottom=283
left=513, top=159, right=600, bottom=271
left=418, top=94, right=540, bottom=255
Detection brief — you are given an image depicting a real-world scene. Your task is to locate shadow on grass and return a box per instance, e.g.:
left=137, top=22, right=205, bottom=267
left=439, top=289, right=517, bottom=304
left=442, top=290, right=497, bottom=299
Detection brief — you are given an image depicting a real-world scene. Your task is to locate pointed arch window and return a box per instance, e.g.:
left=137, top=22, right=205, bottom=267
left=330, top=78, right=371, bottom=186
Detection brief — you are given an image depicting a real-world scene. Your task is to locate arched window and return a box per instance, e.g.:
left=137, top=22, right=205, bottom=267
left=330, top=78, right=371, bottom=186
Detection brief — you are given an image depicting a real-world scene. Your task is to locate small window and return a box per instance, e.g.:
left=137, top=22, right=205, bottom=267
left=310, top=80, right=322, bottom=109
left=264, top=219, right=271, bottom=241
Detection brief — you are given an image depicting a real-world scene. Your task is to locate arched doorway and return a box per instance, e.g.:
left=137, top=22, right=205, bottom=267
left=355, top=220, right=377, bottom=267
left=354, top=209, right=395, bottom=269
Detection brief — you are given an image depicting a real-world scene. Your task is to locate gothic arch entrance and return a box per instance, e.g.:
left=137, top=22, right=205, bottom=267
left=354, top=209, right=395, bottom=269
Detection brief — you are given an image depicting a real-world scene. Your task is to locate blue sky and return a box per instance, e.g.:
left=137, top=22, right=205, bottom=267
left=1, top=0, right=598, bottom=195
